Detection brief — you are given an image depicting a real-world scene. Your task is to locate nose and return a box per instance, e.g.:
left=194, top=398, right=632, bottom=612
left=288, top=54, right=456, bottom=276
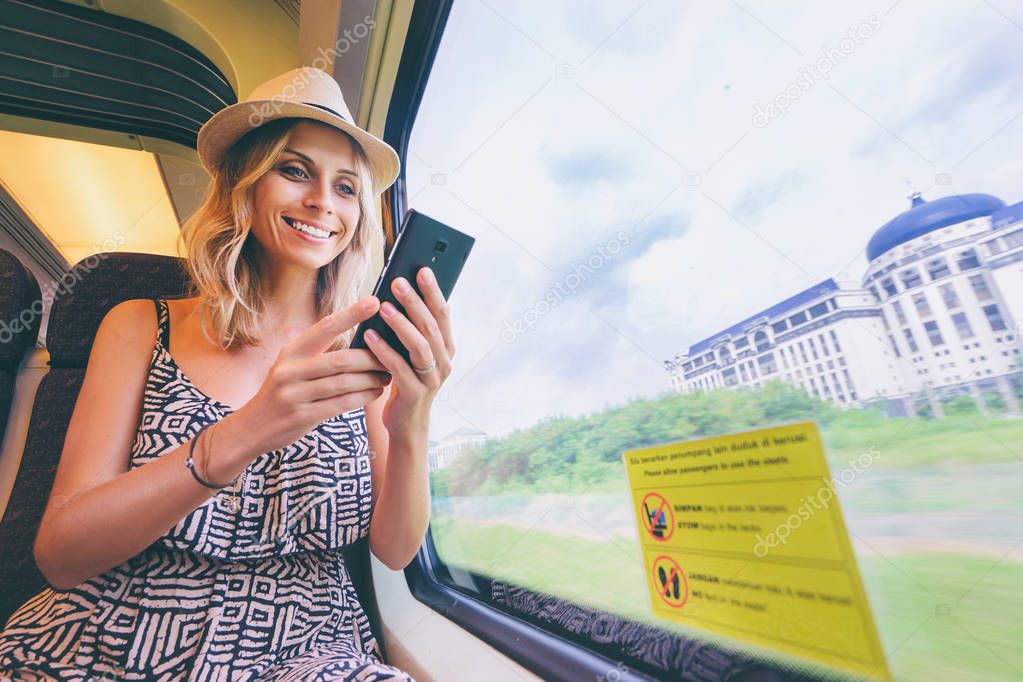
left=303, top=176, right=335, bottom=215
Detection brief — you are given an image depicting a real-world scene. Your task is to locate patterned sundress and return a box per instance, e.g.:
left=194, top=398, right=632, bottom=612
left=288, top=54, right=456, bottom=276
left=0, top=298, right=414, bottom=681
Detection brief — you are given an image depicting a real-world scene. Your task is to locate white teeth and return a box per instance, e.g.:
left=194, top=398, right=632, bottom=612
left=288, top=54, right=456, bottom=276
left=286, top=218, right=332, bottom=238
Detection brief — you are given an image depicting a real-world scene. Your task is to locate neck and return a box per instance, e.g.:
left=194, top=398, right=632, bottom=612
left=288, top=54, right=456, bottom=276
left=257, top=261, right=322, bottom=339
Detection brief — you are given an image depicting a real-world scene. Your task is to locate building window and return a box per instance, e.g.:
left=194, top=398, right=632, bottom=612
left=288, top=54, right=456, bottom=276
left=881, top=277, right=897, bottom=297
left=900, top=267, right=923, bottom=289
left=754, top=331, right=770, bottom=352
left=790, top=311, right=808, bottom=326
left=809, top=302, right=828, bottom=318
left=798, top=342, right=808, bottom=363
left=924, top=320, right=944, bottom=346
left=829, top=330, right=842, bottom=353
left=772, top=320, right=788, bottom=334
left=969, top=274, right=993, bottom=302
left=957, top=248, right=981, bottom=270
left=819, top=334, right=830, bottom=355
left=984, top=239, right=1004, bottom=256
left=888, top=334, right=901, bottom=357
left=983, top=304, right=1007, bottom=332
left=758, top=353, right=777, bottom=374
left=1006, top=228, right=1023, bottom=249
left=734, top=337, right=749, bottom=349
left=891, top=300, right=907, bottom=325
left=903, top=328, right=919, bottom=353
left=951, top=312, right=974, bottom=340
left=808, top=338, right=819, bottom=360
left=926, top=257, right=950, bottom=280
left=912, top=292, right=932, bottom=318
left=723, top=367, right=737, bottom=386
left=939, top=283, right=960, bottom=309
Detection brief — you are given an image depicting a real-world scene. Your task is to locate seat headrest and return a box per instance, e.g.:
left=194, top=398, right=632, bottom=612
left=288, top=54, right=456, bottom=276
left=46, top=252, right=193, bottom=369
left=0, top=249, right=42, bottom=368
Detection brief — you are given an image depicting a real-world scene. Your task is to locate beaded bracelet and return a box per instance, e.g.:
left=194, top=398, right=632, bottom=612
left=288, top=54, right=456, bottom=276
left=185, top=422, right=235, bottom=490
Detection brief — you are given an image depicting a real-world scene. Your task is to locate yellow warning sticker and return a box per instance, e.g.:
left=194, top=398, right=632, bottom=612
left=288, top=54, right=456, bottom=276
left=623, top=421, right=891, bottom=681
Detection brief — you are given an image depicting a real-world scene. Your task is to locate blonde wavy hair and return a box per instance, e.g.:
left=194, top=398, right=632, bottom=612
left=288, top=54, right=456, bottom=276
left=179, top=117, right=380, bottom=353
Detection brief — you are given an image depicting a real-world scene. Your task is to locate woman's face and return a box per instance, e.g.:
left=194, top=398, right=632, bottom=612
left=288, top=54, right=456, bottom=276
left=249, top=119, right=364, bottom=272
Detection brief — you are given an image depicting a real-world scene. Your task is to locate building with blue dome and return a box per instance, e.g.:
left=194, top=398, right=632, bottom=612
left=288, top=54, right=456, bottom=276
left=666, top=192, right=1023, bottom=416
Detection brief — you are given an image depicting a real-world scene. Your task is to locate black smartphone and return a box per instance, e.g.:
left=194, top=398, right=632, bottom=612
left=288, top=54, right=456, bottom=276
left=349, top=209, right=475, bottom=366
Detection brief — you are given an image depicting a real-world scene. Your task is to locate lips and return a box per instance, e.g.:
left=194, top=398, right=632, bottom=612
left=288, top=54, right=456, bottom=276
left=282, top=216, right=337, bottom=239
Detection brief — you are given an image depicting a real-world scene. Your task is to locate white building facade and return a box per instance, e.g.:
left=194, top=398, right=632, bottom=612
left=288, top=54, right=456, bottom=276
left=666, top=193, right=1023, bottom=415
left=428, top=426, right=487, bottom=471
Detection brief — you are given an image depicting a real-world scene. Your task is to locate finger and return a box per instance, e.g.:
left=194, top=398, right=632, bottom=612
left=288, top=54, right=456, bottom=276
left=285, top=296, right=379, bottom=358
left=364, top=328, right=417, bottom=382
left=415, top=267, right=455, bottom=357
left=310, top=386, right=385, bottom=420
left=378, top=301, right=434, bottom=373
left=391, top=273, right=450, bottom=368
left=299, top=370, right=391, bottom=403
left=292, top=348, right=388, bottom=381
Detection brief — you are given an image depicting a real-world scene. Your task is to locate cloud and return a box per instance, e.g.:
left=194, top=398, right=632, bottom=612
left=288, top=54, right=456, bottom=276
left=546, top=148, right=627, bottom=188
left=408, top=0, right=1023, bottom=439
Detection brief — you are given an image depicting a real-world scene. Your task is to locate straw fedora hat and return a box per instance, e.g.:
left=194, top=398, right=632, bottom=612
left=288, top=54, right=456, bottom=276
left=196, top=67, right=400, bottom=195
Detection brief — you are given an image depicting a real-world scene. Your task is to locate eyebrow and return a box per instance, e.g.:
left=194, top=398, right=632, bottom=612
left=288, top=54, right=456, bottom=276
left=282, top=148, right=358, bottom=177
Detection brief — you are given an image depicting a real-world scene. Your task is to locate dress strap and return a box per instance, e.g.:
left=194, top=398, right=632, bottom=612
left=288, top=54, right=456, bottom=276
left=153, top=298, right=171, bottom=349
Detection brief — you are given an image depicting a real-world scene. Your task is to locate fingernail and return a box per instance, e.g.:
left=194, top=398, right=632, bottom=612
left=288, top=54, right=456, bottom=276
left=394, top=278, right=410, bottom=293
left=381, top=302, right=394, bottom=317
left=366, top=329, right=379, bottom=341
left=421, top=268, right=434, bottom=285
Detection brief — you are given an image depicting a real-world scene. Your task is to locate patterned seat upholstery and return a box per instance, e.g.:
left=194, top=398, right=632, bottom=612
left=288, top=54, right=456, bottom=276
left=0, top=250, right=41, bottom=449
left=0, top=252, right=384, bottom=646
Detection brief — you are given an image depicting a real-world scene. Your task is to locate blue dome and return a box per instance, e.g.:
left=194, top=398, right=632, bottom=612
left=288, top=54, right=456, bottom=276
left=866, top=193, right=1005, bottom=261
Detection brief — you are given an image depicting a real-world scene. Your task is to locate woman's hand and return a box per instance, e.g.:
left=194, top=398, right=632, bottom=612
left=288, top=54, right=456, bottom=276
left=236, top=296, right=392, bottom=453
left=362, top=266, right=455, bottom=439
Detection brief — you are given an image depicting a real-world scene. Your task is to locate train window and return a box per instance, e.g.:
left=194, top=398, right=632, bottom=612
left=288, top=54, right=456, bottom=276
left=403, top=1, right=1023, bottom=680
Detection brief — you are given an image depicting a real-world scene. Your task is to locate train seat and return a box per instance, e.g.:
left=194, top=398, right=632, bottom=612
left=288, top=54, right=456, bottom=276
left=0, top=252, right=191, bottom=622
left=0, top=249, right=44, bottom=528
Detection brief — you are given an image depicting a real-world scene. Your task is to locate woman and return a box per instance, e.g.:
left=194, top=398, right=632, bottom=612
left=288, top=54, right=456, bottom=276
left=0, top=67, right=448, bottom=680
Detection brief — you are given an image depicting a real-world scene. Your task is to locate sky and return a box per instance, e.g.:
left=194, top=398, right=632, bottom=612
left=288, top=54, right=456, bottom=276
left=404, top=0, right=1023, bottom=442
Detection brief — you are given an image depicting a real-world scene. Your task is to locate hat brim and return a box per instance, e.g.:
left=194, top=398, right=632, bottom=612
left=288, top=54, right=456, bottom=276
left=196, top=100, right=400, bottom=196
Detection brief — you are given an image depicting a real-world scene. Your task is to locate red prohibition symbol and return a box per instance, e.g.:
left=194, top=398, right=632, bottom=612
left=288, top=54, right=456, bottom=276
left=652, top=555, right=688, bottom=608
left=641, top=492, right=674, bottom=542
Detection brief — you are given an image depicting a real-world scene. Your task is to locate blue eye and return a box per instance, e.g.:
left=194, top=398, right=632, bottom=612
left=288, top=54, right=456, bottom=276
left=281, top=165, right=355, bottom=196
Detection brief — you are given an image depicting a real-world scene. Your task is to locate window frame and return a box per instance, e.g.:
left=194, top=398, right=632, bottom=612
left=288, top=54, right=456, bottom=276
left=384, top=3, right=836, bottom=679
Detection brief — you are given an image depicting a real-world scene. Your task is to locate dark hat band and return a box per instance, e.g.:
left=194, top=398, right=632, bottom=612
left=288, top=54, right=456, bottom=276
left=302, top=101, right=350, bottom=123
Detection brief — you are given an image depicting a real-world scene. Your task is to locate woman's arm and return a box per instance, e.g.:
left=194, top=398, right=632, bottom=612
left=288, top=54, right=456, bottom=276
left=33, top=300, right=266, bottom=590
left=365, top=386, right=430, bottom=570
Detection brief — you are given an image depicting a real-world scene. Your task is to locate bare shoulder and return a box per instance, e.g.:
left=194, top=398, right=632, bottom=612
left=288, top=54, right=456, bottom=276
left=41, top=298, right=161, bottom=505
left=97, top=298, right=161, bottom=349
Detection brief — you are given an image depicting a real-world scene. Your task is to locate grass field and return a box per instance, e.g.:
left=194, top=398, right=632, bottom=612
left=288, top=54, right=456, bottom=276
left=431, top=516, right=1023, bottom=682
left=819, top=415, right=1023, bottom=471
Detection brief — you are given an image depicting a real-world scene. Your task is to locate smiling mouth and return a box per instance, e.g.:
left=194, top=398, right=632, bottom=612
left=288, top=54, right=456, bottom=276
left=282, top=216, right=337, bottom=238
